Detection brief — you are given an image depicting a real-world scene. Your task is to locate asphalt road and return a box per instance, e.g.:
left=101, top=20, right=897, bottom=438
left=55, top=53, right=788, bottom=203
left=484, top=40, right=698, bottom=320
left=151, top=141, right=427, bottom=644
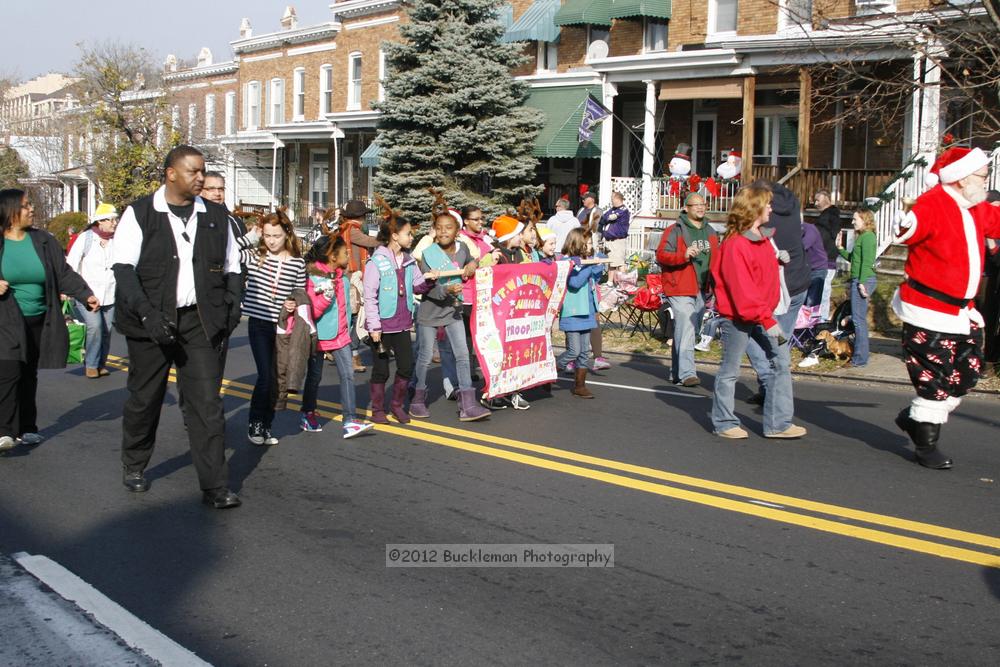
left=1, top=321, right=998, bottom=665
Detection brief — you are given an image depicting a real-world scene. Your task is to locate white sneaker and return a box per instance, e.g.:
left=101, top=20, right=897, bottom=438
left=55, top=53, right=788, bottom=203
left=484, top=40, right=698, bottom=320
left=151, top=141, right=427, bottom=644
left=0, top=436, right=16, bottom=452
left=592, top=357, right=611, bottom=371
left=343, top=421, right=375, bottom=439
left=18, top=433, right=43, bottom=446
left=509, top=393, right=531, bottom=410
left=798, top=355, right=819, bottom=368
left=694, top=335, right=713, bottom=352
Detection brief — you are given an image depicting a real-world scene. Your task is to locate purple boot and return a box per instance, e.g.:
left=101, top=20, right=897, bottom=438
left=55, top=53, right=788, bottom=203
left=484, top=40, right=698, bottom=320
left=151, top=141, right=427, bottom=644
left=369, top=382, right=389, bottom=424
left=457, top=389, right=491, bottom=422
left=409, top=388, right=430, bottom=418
left=390, top=375, right=411, bottom=424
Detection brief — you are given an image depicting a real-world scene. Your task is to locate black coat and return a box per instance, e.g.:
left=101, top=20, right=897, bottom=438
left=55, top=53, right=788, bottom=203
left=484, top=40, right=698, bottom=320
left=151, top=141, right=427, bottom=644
left=766, top=183, right=811, bottom=296
left=813, top=205, right=842, bottom=262
left=0, top=228, right=94, bottom=367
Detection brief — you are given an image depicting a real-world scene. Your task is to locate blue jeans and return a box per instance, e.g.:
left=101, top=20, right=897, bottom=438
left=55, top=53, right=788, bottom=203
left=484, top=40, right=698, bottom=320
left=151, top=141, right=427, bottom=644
left=805, top=269, right=826, bottom=307
left=302, top=345, right=356, bottom=422
left=416, top=321, right=473, bottom=392
left=850, top=277, right=876, bottom=366
left=247, top=316, right=278, bottom=426
left=558, top=330, right=592, bottom=370
left=712, top=318, right=794, bottom=435
left=76, top=302, right=114, bottom=370
left=668, top=293, right=705, bottom=383
left=747, top=289, right=807, bottom=395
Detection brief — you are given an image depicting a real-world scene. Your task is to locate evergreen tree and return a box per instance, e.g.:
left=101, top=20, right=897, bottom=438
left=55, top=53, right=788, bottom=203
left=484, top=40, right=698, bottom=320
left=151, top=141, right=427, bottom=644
left=374, top=0, right=543, bottom=225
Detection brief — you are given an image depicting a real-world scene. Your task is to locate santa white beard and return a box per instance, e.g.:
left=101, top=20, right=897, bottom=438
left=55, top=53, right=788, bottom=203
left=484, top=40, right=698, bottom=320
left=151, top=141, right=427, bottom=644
left=669, top=157, right=691, bottom=177
left=717, top=159, right=741, bottom=180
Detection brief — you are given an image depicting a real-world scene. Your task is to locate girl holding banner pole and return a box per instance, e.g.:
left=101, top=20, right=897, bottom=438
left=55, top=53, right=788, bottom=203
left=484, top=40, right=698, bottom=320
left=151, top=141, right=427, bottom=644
left=363, top=208, right=437, bottom=425
left=557, top=228, right=607, bottom=399
left=410, top=213, right=490, bottom=422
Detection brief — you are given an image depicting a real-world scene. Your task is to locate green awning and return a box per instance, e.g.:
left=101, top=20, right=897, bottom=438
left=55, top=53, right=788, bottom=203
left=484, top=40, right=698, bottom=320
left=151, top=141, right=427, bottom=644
left=524, top=85, right=603, bottom=159
left=501, top=0, right=561, bottom=43
left=609, top=0, right=671, bottom=20
left=497, top=3, right=514, bottom=30
left=360, top=141, right=380, bottom=168
left=553, top=0, right=612, bottom=27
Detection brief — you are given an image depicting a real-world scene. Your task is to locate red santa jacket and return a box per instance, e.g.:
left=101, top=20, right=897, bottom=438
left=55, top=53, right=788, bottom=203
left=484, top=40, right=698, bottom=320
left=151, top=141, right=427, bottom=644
left=895, top=184, right=1000, bottom=333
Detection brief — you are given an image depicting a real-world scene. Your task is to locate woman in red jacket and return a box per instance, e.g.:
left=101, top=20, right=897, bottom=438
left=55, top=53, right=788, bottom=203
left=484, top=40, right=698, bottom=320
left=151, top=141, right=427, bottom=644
left=710, top=185, right=807, bottom=440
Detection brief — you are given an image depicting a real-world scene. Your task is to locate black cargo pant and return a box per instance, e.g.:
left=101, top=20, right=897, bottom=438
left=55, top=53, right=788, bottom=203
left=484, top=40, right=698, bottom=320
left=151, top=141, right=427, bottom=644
left=121, top=306, right=228, bottom=491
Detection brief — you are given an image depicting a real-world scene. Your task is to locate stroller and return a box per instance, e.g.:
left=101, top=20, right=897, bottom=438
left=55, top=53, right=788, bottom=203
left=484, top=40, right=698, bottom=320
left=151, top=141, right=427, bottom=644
left=797, top=299, right=855, bottom=367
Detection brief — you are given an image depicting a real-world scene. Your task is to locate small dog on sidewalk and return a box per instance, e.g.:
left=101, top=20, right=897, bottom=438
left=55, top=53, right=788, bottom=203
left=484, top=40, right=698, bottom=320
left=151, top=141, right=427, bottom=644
left=815, top=330, right=853, bottom=361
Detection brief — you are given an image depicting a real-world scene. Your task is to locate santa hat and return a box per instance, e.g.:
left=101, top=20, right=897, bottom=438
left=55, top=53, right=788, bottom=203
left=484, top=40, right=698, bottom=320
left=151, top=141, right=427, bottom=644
left=728, top=149, right=742, bottom=159
left=925, top=147, right=989, bottom=187
left=447, top=207, right=463, bottom=228
left=536, top=224, right=555, bottom=244
left=491, top=215, right=523, bottom=243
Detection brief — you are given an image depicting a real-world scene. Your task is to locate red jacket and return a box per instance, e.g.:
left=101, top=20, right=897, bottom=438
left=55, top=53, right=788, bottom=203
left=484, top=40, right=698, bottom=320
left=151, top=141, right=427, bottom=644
left=655, top=215, right=718, bottom=297
left=711, top=229, right=780, bottom=329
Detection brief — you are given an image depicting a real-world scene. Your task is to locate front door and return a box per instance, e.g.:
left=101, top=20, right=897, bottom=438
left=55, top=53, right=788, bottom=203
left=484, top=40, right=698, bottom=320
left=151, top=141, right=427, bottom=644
left=692, top=114, right=717, bottom=177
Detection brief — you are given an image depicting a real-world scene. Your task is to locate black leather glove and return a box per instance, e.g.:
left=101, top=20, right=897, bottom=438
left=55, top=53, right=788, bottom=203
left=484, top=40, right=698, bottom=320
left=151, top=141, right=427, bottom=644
left=141, top=310, right=177, bottom=346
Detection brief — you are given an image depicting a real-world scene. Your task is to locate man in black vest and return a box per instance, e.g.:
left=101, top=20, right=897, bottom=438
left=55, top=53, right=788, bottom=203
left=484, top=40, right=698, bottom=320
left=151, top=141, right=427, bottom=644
left=112, top=145, right=243, bottom=508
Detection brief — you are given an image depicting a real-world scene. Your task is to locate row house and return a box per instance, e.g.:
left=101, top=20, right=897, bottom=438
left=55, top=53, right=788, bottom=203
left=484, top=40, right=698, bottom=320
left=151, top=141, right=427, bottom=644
left=166, top=3, right=399, bottom=221
left=162, top=0, right=999, bottom=254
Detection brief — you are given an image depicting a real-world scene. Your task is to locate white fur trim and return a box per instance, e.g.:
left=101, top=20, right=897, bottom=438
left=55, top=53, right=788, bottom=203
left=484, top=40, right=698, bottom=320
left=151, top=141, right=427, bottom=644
left=924, top=172, right=939, bottom=187
left=892, top=288, right=982, bottom=334
left=496, top=221, right=524, bottom=243
left=938, top=147, right=989, bottom=183
left=894, top=210, right=919, bottom=244
left=945, top=396, right=962, bottom=412
left=910, top=397, right=950, bottom=424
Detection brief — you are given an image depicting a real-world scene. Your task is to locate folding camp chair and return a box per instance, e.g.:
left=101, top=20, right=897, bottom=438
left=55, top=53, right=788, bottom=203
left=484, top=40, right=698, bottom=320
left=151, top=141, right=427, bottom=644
left=790, top=304, right=824, bottom=350
left=618, top=273, right=665, bottom=338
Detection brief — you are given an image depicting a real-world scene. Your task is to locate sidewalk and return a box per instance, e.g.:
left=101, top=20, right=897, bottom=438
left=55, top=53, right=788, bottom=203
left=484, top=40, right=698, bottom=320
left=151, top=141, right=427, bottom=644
left=0, top=552, right=155, bottom=666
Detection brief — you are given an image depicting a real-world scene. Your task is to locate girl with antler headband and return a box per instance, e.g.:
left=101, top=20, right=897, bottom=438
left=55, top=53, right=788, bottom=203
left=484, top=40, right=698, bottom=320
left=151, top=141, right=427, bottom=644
left=362, top=197, right=438, bottom=425
left=240, top=208, right=307, bottom=447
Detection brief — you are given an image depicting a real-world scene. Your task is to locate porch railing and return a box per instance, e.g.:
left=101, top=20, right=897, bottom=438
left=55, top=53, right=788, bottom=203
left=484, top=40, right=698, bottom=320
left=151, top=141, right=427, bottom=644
left=782, top=168, right=897, bottom=210
left=870, top=155, right=929, bottom=257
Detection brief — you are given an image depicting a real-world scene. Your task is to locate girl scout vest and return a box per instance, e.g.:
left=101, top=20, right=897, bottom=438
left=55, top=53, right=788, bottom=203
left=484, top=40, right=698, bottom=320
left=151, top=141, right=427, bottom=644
left=370, top=252, right=415, bottom=319
left=421, top=243, right=463, bottom=303
left=561, top=264, right=598, bottom=318
left=308, top=272, right=352, bottom=341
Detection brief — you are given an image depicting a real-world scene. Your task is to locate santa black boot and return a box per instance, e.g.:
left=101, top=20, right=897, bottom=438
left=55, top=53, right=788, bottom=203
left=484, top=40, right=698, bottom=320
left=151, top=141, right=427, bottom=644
left=894, top=409, right=953, bottom=470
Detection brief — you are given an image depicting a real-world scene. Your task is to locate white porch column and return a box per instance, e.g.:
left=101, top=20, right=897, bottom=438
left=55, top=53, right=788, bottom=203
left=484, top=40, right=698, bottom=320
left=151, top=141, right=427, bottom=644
left=86, top=179, right=96, bottom=217
left=911, top=49, right=941, bottom=160
left=598, top=77, right=618, bottom=209
left=71, top=183, right=79, bottom=212
left=640, top=79, right=656, bottom=215
left=271, top=139, right=284, bottom=209
left=61, top=182, right=71, bottom=213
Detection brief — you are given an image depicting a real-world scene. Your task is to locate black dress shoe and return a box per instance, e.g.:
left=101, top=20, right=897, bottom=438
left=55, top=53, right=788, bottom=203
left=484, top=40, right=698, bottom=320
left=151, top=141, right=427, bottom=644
left=123, top=467, right=149, bottom=493
left=202, top=488, right=241, bottom=509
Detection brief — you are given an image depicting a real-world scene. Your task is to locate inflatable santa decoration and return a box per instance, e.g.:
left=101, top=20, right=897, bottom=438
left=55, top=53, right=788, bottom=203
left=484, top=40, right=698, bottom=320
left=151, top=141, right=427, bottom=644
left=892, top=146, right=1000, bottom=469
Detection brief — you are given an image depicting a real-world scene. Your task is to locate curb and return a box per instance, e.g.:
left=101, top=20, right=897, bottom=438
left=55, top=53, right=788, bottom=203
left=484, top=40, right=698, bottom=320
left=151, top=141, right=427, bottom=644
left=591, top=346, right=1000, bottom=396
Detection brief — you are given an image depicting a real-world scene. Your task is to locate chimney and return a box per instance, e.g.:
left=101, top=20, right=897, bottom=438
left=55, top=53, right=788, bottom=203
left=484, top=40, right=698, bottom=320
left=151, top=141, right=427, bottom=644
left=164, top=54, right=178, bottom=73
left=197, top=47, right=213, bottom=67
left=280, top=6, right=298, bottom=31
left=239, top=17, right=253, bottom=39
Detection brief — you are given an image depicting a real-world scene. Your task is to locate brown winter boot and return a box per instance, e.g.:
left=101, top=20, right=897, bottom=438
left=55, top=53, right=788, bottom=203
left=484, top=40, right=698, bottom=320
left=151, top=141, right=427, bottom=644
left=572, top=367, right=594, bottom=399
left=369, top=382, right=389, bottom=424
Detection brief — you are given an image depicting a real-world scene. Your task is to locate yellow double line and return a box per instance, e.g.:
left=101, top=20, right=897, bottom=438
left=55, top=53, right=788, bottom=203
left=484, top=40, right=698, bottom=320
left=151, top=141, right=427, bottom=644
left=104, top=355, right=1000, bottom=570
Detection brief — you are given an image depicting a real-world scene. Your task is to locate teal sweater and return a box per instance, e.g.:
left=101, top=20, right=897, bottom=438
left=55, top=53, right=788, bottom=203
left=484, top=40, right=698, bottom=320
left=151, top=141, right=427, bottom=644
left=840, top=230, right=876, bottom=282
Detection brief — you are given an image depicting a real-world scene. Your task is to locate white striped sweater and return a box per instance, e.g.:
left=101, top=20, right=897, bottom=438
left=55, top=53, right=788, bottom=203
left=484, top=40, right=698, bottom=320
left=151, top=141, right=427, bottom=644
left=241, top=251, right=307, bottom=322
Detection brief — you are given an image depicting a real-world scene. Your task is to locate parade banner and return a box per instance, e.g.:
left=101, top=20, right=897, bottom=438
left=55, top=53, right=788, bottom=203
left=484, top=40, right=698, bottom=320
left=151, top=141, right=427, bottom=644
left=471, top=261, right=570, bottom=399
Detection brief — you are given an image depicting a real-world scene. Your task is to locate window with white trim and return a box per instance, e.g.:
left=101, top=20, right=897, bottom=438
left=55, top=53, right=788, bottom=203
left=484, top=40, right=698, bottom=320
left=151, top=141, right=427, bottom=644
left=348, top=53, right=362, bottom=110
left=205, top=94, right=215, bottom=138
left=778, top=0, right=812, bottom=30
left=293, top=68, right=306, bottom=120
left=224, top=91, right=236, bottom=135
left=319, top=64, right=333, bottom=116
left=708, top=0, right=738, bottom=35
left=246, top=81, right=261, bottom=130
left=536, top=39, right=558, bottom=72
left=187, top=104, right=197, bottom=141
left=378, top=50, right=386, bottom=101
left=588, top=26, right=610, bottom=49
left=644, top=19, right=668, bottom=52
left=270, top=78, right=285, bottom=125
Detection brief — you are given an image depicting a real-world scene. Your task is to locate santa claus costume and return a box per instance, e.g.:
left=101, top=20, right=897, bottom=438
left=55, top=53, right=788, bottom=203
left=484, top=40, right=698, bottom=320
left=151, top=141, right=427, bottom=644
left=892, top=146, right=1000, bottom=469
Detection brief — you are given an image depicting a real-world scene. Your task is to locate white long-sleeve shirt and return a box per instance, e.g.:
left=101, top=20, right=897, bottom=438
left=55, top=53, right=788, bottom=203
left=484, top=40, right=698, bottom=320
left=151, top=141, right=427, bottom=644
left=66, top=228, right=116, bottom=305
left=112, top=186, right=241, bottom=307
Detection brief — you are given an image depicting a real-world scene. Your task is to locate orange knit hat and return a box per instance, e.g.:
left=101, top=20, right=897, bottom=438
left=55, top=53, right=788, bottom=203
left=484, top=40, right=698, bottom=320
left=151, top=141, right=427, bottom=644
left=491, top=215, right=524, bottom=243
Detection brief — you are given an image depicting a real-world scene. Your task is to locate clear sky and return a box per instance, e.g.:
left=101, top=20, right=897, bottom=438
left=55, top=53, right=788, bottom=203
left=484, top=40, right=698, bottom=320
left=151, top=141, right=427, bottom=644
left=3, top=1, right=334, bottom=81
